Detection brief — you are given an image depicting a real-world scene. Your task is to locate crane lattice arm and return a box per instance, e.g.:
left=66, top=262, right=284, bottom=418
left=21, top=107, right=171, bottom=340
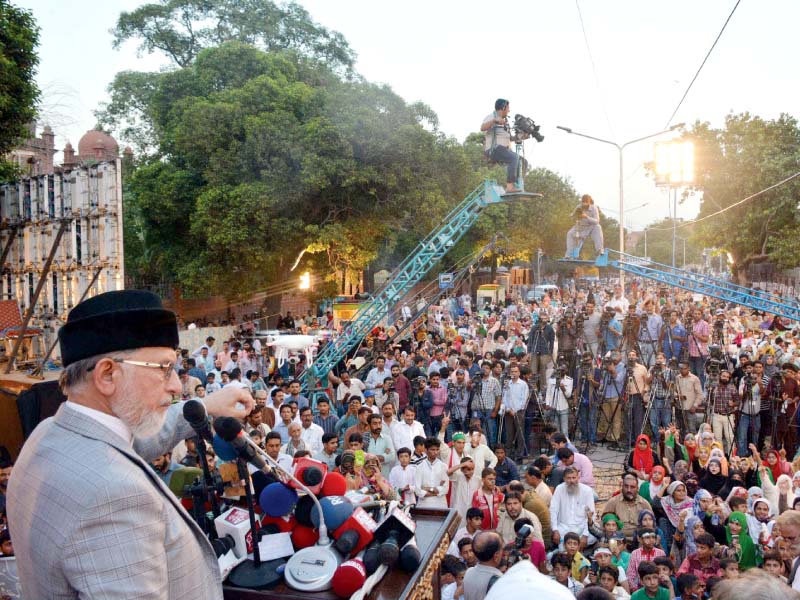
left=595, top=251, right=800, bottom=321
left=303, top=181, right=539, bottom=391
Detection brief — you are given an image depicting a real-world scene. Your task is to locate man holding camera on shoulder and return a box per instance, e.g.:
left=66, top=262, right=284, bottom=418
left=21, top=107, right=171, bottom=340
left=481, top=98, right=523, bottom=194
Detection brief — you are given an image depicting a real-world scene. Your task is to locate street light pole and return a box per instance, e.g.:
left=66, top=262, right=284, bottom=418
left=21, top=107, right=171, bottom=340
left=556, top=123, right=684, bottom=288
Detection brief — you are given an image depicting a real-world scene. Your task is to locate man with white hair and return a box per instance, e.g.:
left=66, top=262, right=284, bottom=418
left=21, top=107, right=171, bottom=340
left=777, top=510, right=800, bottom=591
left=549, top=466, right=596, bottom=549
left=7, top=290, right=253, bottom=600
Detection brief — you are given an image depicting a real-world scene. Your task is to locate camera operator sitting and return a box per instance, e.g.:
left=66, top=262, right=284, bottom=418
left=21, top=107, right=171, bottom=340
left=565, top=194, right=604, bottom=258
left=481, top=99, right=524, bottom=194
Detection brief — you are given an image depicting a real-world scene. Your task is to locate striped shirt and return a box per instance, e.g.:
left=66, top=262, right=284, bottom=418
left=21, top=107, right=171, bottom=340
left=473, top=376, right=502, bottom=411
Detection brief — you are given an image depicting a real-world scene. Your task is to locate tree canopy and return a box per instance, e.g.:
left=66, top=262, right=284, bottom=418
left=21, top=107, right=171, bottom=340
left=686, top=113, right=800, bottom=283
left=0, top=0, right=40, bottom=182
left=112, top=0, right=355, bottom=70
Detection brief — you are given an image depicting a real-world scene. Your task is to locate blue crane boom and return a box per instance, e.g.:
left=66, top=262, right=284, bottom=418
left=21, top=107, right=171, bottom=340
left=592, top=250, right=800, bottom=321
left=303, top=181, right=539, bottom=392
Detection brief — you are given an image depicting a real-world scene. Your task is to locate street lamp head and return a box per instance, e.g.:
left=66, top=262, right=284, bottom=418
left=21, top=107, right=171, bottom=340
left=556, top=125, right=573, bottom=133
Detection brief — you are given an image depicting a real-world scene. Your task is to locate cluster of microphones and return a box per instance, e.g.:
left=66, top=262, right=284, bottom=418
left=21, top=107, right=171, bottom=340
left=182, top=400, right=420, bottom=596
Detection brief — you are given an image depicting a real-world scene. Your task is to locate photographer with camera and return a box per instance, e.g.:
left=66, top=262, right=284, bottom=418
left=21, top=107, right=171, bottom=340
left=481, top=99, right=524, bottom=194
left=659, top=310, right=687, bottom=362
left=675, top=360, right=704, bottom=437
left=557, top=310, right=579, bottom=375
left=688, top=308, right=711, bottom=388
left=599, top=352, right=627, bottom=447
left=639, top=300, right=664, bottom=368
left=582, top=298, right=602, bottom=359
left=645, top=352, right=673, bottom=445
left=709, top=369, right=739, bottom=454
left=624, top=350, right=649, bottom=445
left=575, top=351, right=602, bottom=447
left=546, top=359, right=574, bottom=437
left=565, top=194, right=604, bottom=258
left=736, top=362, right=764, bottom=457
left=528, top=312, right=555, bottom=391
left=599, top=306, right=623, bottom=353
left=502, top=365, right=531, bottom=459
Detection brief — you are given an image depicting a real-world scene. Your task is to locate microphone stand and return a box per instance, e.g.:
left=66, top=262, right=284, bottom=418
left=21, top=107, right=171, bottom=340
left=195, top=435, right=222, bottom=521
left=236, top=432, right=342, bottom=592
left=226, top=453, right=279, bottom=590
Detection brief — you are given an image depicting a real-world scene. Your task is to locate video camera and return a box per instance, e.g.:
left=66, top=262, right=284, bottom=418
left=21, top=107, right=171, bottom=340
left=512, top=114, right=545, bottom=143
left=704, top=344, right=725, bottom=384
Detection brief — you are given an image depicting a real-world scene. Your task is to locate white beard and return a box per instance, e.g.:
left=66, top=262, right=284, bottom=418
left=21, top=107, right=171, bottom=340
left=566, top=483, right=579, bottom=495
left=111, top=377, right=169, bottom=438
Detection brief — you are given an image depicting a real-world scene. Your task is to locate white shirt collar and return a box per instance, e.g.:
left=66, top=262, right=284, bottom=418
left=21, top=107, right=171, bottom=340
left=66, top=400, right=133, bottom=445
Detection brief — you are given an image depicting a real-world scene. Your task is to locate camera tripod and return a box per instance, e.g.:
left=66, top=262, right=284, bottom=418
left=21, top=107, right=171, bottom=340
left=570, top=367, right=599, bottom=451
left=498, top=378, right=532, bottom=460
left=637, top=317, right=660, bottom=369
left=596, top=365, right=626, bottom=450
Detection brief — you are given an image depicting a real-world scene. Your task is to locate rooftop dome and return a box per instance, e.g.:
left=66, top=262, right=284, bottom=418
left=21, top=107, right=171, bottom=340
left=77, top=129, right=119, bottom=158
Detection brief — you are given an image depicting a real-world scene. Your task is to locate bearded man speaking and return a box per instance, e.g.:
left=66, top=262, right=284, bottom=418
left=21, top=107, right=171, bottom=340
left=7, top=291, right=254, bottom=599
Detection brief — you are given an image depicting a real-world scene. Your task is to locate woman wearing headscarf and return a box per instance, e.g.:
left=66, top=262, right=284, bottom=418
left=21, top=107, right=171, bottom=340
left=692, top=446, right=711, bottom=474
left=699, top=458, right=728, bottom=496
left=672, top=460, right=690, bottom=483
left=626, top=434, right=661, bottom=480
left=671, top=514, right=705, bottom=566
left=692, top=489, right=729, bottom=545
left=360, top=453, right=397, bottom=500
left=639, top=466, right=667, bottom=507
left=652, top=480, right=695, bottom=550
left=777, top=473, right=794, bottom=514
left=761, top=448, right=791, bottom=484
left=636, top=509, right=667, bottom=554
left=723, top=511, right=757, bottom=570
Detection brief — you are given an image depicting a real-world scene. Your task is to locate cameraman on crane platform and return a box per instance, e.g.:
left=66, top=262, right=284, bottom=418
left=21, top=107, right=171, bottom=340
left=481, top=98, right=527, bottom=194
left=564, top=194, right=604, bottom=258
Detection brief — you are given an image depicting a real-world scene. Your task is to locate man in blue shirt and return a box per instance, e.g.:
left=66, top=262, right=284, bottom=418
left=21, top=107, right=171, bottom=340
left=574, top=352, right=601, bottom=446
left=660, top=310, right=687, bottom=362
left=601, top=307, right=623, bottom=352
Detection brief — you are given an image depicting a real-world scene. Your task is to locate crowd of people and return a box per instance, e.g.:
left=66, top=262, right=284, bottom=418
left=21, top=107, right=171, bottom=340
left=4, top=278, right=800, bottom=599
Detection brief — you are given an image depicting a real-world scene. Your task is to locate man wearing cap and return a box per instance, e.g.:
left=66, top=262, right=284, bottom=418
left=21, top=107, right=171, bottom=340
left=7, top=290, right=253, bottom=600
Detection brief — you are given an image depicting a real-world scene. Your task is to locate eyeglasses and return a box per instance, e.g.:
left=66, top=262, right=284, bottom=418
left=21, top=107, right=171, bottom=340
left=88, top=358, right=176, bottom=382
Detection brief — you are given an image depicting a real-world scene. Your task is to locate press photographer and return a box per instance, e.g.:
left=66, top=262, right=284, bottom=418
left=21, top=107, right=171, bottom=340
left=574, top=351, right=601, bottom=447
left=527, top=313, right=555, bottom=391
left=644, top=352, right=674, bottom=445
left=556, top=310, right=579, bottom=374
left=623, top=350, right=648, bottom=445
left=598, top=352, right=626, bottom=447
left=564, top=194, right=604, bottom=258
left=545, top=358, right=574, bottom=436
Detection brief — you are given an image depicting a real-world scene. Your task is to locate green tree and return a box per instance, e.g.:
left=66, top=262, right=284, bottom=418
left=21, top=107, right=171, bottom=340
left=686, top=113, right=800, bottom=284
left=112, top=0, right=354, bottom=70
left=116, top=42, right=473, bottom=299
left=0, top=0, right=39, bottom=182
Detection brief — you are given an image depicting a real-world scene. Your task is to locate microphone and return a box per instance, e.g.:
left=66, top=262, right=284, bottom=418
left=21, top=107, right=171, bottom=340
left=258, top=482, right=298, bottom=518
left=183, top=399, right=213, bottom=442
left=291, top=457, right=327, bottom=495
left=213, top=417, right=268, bottom=472
left=373, top=507, right=416, bottom=567
left=399, top=538, right=421, bottom=572
left=333, top=506, right=378, bottom=558
left=215, top=417, right=342, bottom=591
left=310, top=496, right=353, bottom=531
left=331, top=558, right=367, bottom=599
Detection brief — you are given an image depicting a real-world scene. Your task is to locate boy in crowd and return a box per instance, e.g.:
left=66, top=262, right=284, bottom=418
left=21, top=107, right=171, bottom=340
left=552, top=551, right=584, bottom=596
left=631, top=561, right=673, bottom=600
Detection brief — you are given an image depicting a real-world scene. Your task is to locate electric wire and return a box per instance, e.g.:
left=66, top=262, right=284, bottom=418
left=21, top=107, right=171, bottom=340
left=645, top=170, right=800, bottom=231
left=575, top=0, right=615, bottom=138
left=664, top=0, right=743, bottom=127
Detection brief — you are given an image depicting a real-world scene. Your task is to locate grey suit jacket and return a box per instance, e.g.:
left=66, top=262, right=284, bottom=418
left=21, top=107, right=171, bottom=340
left=7, top=402, right=222, bottom=599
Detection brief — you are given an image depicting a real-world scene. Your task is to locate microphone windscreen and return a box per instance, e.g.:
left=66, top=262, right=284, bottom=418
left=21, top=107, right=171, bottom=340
left=321, top=472, right=347, bottom=497
left=378, top=534, right=400, bottom=566
left=183, top=398, right=206, bottom=423
left=331, top=559, right=367, bottom=599
left=259, top=482, right=298, bottom=517
left=399, top=542, right=421, bottom=572
left=301, top=466, right=324, bottom=487
left=291, top=524, right=319, bottom=550
left=311, top=496, right=354, bottom=531
left=335, top=529, right=360, bottom=555
left=294, top=495, right=316, bottom=527
left=212, top=434, right=238, bottom=462
left=213, top=416, right=242, bottom=442
left=363, top=545, right=381, bottom=575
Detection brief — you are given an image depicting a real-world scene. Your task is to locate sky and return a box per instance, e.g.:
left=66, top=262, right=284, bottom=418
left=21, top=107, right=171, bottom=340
left=16, top=0, right=800, bottom=232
